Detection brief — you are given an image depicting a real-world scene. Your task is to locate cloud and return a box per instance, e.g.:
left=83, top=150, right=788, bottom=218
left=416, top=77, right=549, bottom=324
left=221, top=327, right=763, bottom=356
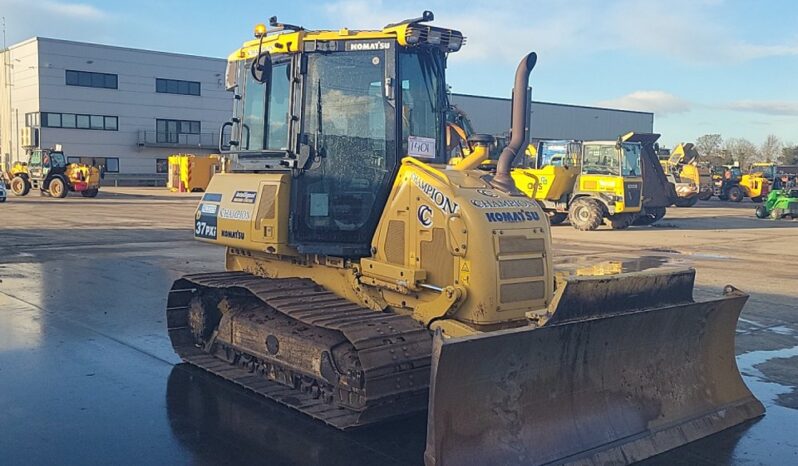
left=0, top=0, right=115, bottom=45
left=38, top=1, right=110, bottom=21
left=725, top=100, right=798, bottom=116
left=596, top=90, right=691, bottom=115
left=321, top=0, right=798, bottom=65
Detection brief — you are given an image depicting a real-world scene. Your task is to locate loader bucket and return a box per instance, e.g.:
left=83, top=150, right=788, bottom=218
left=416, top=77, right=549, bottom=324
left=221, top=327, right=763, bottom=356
left=424, top=270, right=764, bottom=465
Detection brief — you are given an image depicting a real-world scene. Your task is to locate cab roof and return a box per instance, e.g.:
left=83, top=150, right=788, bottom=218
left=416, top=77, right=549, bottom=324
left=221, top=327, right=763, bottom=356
left=228, top=16, right=464, bottom=62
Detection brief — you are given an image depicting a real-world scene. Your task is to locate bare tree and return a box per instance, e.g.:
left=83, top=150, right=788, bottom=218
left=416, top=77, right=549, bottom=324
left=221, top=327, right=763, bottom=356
left=781, top=145, right=798, bottom=165
left=722, top=138, right=759, bottom=169
left=695, top=134, right=723, bottom=160
left=760, top=134, right=783, bottom=163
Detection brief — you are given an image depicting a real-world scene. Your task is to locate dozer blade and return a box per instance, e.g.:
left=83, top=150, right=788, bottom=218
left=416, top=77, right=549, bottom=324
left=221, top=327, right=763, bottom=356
left=424, top=270, right=764, bottom=465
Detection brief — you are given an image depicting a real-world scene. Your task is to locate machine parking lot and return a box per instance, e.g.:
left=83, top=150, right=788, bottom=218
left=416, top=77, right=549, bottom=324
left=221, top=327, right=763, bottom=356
left=1, top=189, right=796, bottom=465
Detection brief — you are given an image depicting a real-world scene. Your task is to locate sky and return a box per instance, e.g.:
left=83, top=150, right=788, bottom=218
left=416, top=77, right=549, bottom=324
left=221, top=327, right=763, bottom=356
left=2, top=0, right=797, bottom=147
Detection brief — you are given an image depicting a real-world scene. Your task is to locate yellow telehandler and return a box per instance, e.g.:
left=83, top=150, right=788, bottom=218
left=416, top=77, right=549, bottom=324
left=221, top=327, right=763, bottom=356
left=9, top=146, right=100, bottom=198
left=166, top=13, right=762, bottom=465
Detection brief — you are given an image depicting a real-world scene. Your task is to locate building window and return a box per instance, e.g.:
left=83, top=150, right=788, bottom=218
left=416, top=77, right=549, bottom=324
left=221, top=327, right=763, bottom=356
left=156, top=78, right=201, bottom=96
left=156, top=158, right=168, bottom=174
left=25, top=112, right=40, bottom=127
left=156, top=119, right=200, bottom=143
left=44, top=113, right=62, bottom=127
left=40, top=112, right=118, bottom=131
left=62, top=114, right=76, bottom=128
left=66, top=70, right=118, bottom=89
left=104, top=116, right=118, bottom=131
left=66, top=156, right=120, bottom=173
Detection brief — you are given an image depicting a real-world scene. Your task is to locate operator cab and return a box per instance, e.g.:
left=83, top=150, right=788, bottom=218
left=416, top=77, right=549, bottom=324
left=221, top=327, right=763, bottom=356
left=219, top=13, right=462, bottom=257
left=28, top=149, right=67, bottom=179
left=580, top=142, right=642, bottom=178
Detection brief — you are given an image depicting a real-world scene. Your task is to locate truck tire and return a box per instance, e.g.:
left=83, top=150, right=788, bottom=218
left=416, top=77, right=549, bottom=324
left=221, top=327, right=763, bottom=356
left=10, top=176, right=30, bottom=196
left=81, top=188, right=99, bottom=198
left=633, top=206, right=666, bottom=226
left=548, top=212, right=567, bottom=225
left=49, top=177, right=68, bottom=198
left=728, top=186, right=744, bottom=203
left=755, top=206, right=768, bottom=219
left=675, top=196, right=699, bottom=207
left=568, top=198, right=604, bottom=231
left=606, top=213, right=634, bottom=230
left=698, top=191, right=713, bottom=201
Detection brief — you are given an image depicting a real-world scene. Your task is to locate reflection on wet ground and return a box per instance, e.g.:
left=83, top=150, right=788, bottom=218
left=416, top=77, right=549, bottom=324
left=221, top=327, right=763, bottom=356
left=167, top=365, right=426, bottom=465
left=1, top=194, right=797, bottom=465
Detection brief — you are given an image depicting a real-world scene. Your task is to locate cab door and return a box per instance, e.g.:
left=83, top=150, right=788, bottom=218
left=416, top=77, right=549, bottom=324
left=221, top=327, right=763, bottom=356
left=28, top=150, right=44, bottom=180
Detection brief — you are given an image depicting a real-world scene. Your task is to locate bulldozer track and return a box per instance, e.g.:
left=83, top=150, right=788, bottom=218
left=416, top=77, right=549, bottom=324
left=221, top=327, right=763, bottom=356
left=166, top=271, right=432, bottom=429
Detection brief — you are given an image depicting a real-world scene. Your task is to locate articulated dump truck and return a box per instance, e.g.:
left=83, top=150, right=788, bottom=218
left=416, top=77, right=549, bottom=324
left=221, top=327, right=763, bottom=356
left=166, top=12, right=763, bottom=465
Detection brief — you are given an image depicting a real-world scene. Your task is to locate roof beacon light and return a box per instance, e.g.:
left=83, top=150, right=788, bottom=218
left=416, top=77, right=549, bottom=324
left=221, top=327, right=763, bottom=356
left=254, top=23, right=267, bottom=38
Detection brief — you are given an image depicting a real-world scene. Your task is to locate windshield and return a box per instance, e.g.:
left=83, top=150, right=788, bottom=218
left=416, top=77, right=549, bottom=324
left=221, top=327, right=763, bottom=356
left=582, top=145, right=619, bottom=175
left=50, top=152, right=67, bottom=168
left=621, top=143, right=641, bottom=177
left=400, top=48, right=446, bottom=162
left=538, top=141, right=569, bottom=168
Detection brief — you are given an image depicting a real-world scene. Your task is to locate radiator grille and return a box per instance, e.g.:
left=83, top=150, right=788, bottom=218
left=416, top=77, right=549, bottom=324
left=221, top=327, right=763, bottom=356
left=500, top=282, right=545, bottom=304
left=500, top=258, right=544, bottom=280
left=421, top=228, right=453, bottom=287
left=384, top=220, right=405, bottom=264
left=498, top=236, right=544, bottom=255
left=256, top=185, right=277, bottom=220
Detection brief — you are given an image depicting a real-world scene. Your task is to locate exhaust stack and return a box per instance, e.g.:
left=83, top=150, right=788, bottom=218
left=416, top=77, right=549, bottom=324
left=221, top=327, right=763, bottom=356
left=492, top=52, right=537, bottom=192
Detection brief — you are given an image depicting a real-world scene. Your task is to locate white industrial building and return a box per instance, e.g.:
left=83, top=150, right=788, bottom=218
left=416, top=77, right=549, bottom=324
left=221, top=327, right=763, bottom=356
left=2, top=37, right=653, bottom=183
left=450, top=93, right=654, bottom=144
left=1, top=37, right=229, bottom=184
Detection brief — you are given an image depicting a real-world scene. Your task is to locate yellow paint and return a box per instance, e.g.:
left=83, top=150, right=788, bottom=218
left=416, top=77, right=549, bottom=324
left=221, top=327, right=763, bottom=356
left=167, top=154, right=221, bottom=192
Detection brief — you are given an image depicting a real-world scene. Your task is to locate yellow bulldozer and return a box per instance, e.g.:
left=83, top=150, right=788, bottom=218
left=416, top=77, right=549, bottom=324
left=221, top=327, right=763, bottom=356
left=166, top=13, right=762, bottom=465
left=658, top=143, right=713, bottom=206
left=8, top=146, right=100, bottom=198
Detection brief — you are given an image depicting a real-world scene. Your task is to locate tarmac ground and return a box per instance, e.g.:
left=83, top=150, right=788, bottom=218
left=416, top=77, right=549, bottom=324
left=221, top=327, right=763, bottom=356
left=1, top=188, right=796, bottom=465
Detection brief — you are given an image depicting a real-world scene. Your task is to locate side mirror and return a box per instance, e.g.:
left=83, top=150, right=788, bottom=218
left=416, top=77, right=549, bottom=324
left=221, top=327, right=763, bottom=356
left=224, top=60, right=238, bottom=91
left=251, top=51, right=272, bottom=84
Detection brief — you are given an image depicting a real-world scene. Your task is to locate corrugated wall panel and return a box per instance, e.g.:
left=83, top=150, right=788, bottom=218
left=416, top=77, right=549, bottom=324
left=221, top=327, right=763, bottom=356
left=450, top=94, right=654, bottom=142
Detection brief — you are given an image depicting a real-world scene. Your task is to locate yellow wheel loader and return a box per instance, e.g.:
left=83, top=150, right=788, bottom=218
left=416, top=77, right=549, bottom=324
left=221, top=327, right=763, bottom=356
left=9, top=147, right=101, bottom=198
left=166, top=13, right=762, bottom=465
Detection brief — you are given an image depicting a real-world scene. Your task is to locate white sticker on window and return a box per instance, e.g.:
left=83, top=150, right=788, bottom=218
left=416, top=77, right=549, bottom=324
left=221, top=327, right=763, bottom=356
left=408, top=136, right=436, bottom=159
left=310, top=193, right=329, bottom=217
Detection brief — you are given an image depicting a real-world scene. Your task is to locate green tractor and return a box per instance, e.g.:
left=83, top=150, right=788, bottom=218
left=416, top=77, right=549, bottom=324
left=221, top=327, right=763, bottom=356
left=755, top=188, right=798, bottom=219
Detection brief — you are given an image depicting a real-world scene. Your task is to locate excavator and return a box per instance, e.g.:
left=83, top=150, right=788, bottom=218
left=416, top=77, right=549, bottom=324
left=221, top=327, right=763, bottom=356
left=166, top=13, right=763, bottom=465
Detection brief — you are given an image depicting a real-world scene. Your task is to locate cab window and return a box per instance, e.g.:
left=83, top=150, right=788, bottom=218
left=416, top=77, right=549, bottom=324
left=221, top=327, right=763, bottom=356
left=620, top=143, right=641, bottom=177
left=50, top=152, right=67, bottom=168
left=240, top=60, right=291, bottom=151
left=582, top=145, right=619, bottom=176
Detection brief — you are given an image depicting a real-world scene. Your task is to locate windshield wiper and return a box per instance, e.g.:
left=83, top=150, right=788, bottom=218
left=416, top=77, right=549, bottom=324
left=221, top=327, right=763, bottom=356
left=314, top=79, right=325, bottom=158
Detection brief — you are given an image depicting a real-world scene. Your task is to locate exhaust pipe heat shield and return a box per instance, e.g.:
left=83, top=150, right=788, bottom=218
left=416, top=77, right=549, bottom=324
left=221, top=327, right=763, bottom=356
left=424, top=272, right=763, bottom=465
